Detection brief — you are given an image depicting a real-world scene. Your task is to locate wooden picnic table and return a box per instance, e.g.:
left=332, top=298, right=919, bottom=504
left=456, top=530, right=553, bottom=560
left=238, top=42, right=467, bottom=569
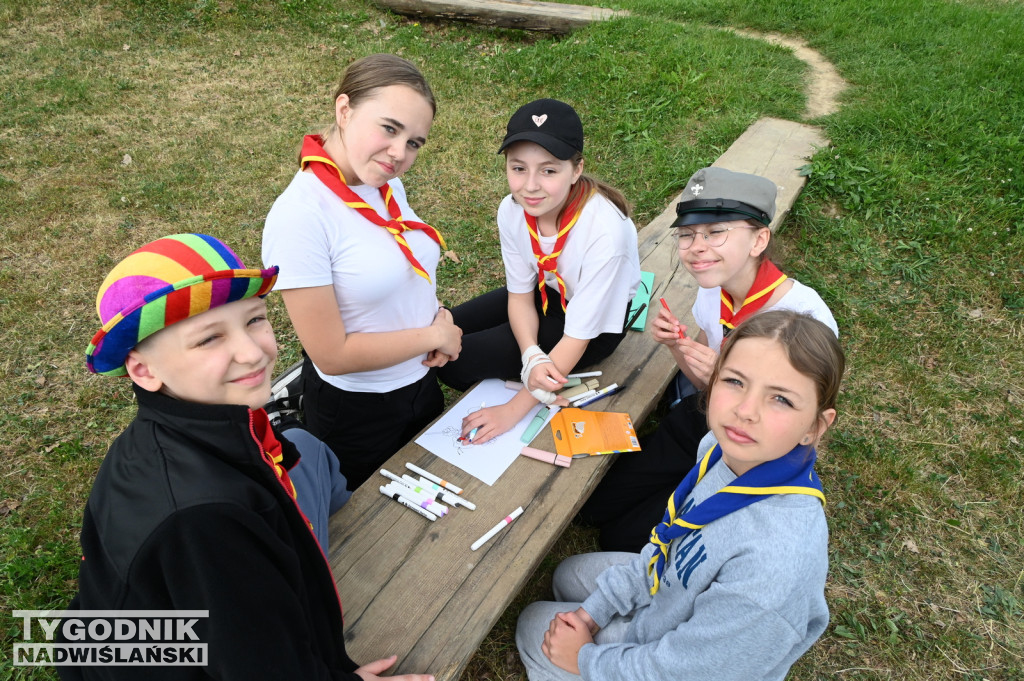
left=325, top=117, right=826, bottom=680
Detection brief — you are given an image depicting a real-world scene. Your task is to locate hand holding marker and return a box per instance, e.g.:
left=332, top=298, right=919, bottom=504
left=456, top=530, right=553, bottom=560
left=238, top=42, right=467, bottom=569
left=659, top=297, right=687, bottom=339
left=459, top=401, right=486, bottom=444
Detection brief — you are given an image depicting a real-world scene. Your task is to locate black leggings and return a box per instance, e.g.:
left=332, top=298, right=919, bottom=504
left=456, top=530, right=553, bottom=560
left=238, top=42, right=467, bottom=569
left=300, top=359, right=444, bottom=490
left=437, top=286, right=628, bottom=391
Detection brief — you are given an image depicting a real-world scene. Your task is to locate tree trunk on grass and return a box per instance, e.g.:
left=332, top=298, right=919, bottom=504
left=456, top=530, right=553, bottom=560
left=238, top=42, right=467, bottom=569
left=372, top=0, right=627, bottom=34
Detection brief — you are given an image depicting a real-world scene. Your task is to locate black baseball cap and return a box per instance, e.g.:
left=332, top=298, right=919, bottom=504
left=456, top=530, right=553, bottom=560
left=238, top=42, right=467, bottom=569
left=671, top=167, right=778, bottom=229
left=497, top=99, right=584, bottom=160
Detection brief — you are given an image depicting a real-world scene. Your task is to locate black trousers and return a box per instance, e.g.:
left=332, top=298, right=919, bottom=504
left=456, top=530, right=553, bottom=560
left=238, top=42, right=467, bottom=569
left=577, top=391, right=707, bottom=553
left=300, top=358, right=444, bottom=490
left=437, top=286, right=628, bottom=391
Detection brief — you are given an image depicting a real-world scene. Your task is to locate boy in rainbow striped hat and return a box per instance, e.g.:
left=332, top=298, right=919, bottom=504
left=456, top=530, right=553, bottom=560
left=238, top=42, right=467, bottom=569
left=64, top=234, right=432, bottom=681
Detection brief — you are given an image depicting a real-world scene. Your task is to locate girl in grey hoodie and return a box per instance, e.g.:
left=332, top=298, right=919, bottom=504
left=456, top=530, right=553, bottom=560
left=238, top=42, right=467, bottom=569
left=516, top=311, right=844, bottom=681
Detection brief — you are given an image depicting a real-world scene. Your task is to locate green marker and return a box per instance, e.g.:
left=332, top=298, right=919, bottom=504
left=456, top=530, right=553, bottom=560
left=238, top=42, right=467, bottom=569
left=520, top=406, right=551, bottom=444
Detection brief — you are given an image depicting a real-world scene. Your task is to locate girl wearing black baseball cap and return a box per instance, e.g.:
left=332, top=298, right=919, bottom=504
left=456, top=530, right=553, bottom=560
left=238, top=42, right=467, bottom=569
left=438, top=99, right=641, bottom=443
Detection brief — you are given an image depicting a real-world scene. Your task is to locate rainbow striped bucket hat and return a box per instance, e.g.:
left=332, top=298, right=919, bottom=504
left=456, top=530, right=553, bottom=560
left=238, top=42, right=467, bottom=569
left=86, top=233, right=278, bottom=376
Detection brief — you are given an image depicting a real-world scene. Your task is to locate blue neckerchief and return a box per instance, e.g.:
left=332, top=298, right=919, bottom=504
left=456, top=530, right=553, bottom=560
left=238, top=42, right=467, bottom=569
left=647, top=442, right=825, bottom=595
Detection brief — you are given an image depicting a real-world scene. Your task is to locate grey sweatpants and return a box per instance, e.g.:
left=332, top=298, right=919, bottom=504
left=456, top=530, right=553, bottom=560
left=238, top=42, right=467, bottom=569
left=516, top=552, right=638, bottom=681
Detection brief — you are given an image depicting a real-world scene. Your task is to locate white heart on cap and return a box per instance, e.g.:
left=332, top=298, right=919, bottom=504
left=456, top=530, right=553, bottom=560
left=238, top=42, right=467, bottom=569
left=532, top=114, right=548, bottom=127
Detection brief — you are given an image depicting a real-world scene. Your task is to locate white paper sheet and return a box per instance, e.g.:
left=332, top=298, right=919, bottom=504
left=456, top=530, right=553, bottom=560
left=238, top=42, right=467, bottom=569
left=414, top=379, right=557, bottom=486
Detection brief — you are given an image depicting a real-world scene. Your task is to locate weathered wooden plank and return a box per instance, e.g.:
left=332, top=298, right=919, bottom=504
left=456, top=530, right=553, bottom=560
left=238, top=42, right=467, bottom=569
left=711, top=117, right=828, bottom=231
left=326, top=221, right=684, bottom=680
left=327, top=115, right=827, bottom=681
left=370, top=0, right=627, bottom=34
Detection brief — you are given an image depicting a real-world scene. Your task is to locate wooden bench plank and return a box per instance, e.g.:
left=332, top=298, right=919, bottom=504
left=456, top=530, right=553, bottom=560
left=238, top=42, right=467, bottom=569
left=711, top=117, right=828, bottom=231
left=326, top=116, right=827, bottom=680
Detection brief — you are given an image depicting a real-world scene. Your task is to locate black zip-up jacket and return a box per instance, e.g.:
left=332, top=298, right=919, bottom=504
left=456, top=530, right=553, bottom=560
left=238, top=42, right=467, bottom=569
left=59, top=385, right=361, bottom=680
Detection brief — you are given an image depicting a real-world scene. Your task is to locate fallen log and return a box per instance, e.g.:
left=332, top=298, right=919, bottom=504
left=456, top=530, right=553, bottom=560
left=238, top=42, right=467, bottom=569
left=372, top=0, right=627, bottom=34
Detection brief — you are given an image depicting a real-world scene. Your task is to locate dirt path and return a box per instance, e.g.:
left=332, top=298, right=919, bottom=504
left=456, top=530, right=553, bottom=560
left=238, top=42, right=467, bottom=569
left=373, top=1, right=849, bottom=118
left=730, top=29, right=849, bottom=119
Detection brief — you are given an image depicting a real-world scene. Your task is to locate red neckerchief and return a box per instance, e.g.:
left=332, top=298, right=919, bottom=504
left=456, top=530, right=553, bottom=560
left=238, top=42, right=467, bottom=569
left=251, top=408, right=301, bottom=504
left=720, top=260, right=788, bottom=338
left=299, top=135, right=445, bottom=283
left=250, top=408, right=345, bottom=619
left=524, top=186, right=592, bottom=314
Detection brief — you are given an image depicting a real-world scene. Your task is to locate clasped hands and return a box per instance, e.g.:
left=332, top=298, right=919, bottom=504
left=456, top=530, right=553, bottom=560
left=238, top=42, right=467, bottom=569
left=542, top=607, right=599, bottom=675
left=422, top=306, right=462, bottom=368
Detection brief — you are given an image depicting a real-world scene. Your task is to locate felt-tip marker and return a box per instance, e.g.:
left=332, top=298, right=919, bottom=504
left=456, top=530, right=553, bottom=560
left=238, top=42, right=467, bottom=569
left=380, top=477, right=444, bottom=507
left=406, top=462, right=463, bottom=495
left=471, top=506, right=524, bottom=551
left=574, top=383, right=623, bottom=408
left=379, top=486, right=438, bottom=521
left=626, top=302, right=647, bottom=329
left=569, top=389, right=598, bottom=406
left=404, top=474, right=477, bottom=510
left=382, top=467, right=450, bottom=510
left=382, top=482, right=448, bottom=516
left=659, top=297, right=686, bottom=339
left=520, top=406, right=552, bottom=444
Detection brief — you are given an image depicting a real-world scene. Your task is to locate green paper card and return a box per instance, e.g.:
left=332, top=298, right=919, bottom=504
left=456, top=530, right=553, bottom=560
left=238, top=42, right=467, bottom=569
left=627, top=271, right=655, bottom=331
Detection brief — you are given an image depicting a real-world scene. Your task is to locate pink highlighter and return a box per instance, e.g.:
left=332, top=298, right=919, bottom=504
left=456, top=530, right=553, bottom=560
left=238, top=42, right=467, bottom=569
left=659, top=298, right=687, bottom=339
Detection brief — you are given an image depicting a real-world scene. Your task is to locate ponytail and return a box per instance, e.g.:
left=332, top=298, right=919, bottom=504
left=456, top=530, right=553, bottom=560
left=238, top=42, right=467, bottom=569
left=559, top=153, right=632, bottom=222
left=576, top=174, right=632, bottom=218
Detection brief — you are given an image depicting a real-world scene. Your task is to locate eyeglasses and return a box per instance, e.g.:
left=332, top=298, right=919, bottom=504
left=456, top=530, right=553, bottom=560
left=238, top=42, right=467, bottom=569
left=674, top=225, right=756, bottom=250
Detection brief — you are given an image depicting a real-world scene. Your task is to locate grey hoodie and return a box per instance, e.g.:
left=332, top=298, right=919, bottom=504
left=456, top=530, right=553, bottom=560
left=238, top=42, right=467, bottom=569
left=578, top=432, right=829, bottom=681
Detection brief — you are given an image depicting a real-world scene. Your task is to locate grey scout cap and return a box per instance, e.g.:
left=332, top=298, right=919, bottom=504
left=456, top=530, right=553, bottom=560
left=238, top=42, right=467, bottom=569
left=672, top=167, right=778, bottom=229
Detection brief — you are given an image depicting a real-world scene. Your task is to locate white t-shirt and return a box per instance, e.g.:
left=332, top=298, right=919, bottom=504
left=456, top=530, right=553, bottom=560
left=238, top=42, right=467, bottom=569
left=693, top=279, right=839, bottom=350
left=262, top=171, right=439, bottom=392
left=499, top=192, right=641, bottom=339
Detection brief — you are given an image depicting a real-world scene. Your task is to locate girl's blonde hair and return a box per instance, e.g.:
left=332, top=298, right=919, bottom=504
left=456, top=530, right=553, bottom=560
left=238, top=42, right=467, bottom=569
left=317, top=53, right=436, bottom=143
left=706, top=310, right=845, bottom=430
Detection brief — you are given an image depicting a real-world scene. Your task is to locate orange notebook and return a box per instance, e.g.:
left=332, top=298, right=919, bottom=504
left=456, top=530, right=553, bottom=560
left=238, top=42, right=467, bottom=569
left=550, top=408, right=642, bottom=458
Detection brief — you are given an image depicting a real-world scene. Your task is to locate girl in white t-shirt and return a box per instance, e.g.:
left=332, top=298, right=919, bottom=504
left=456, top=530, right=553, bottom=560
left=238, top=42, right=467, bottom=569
left=437, top=99, right=641, bottom=443
left=262, top=54, right=462, bottom=489
left=579, top=166, right=838, bottom=552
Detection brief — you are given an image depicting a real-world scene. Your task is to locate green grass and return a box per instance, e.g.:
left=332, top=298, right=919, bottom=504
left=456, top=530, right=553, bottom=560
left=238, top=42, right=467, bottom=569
left=2, top=0, right=1023, bottom=678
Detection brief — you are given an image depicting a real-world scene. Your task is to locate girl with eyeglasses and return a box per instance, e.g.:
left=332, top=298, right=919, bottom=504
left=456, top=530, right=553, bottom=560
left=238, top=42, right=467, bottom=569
left=579, top=167, right=838, bottom=553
